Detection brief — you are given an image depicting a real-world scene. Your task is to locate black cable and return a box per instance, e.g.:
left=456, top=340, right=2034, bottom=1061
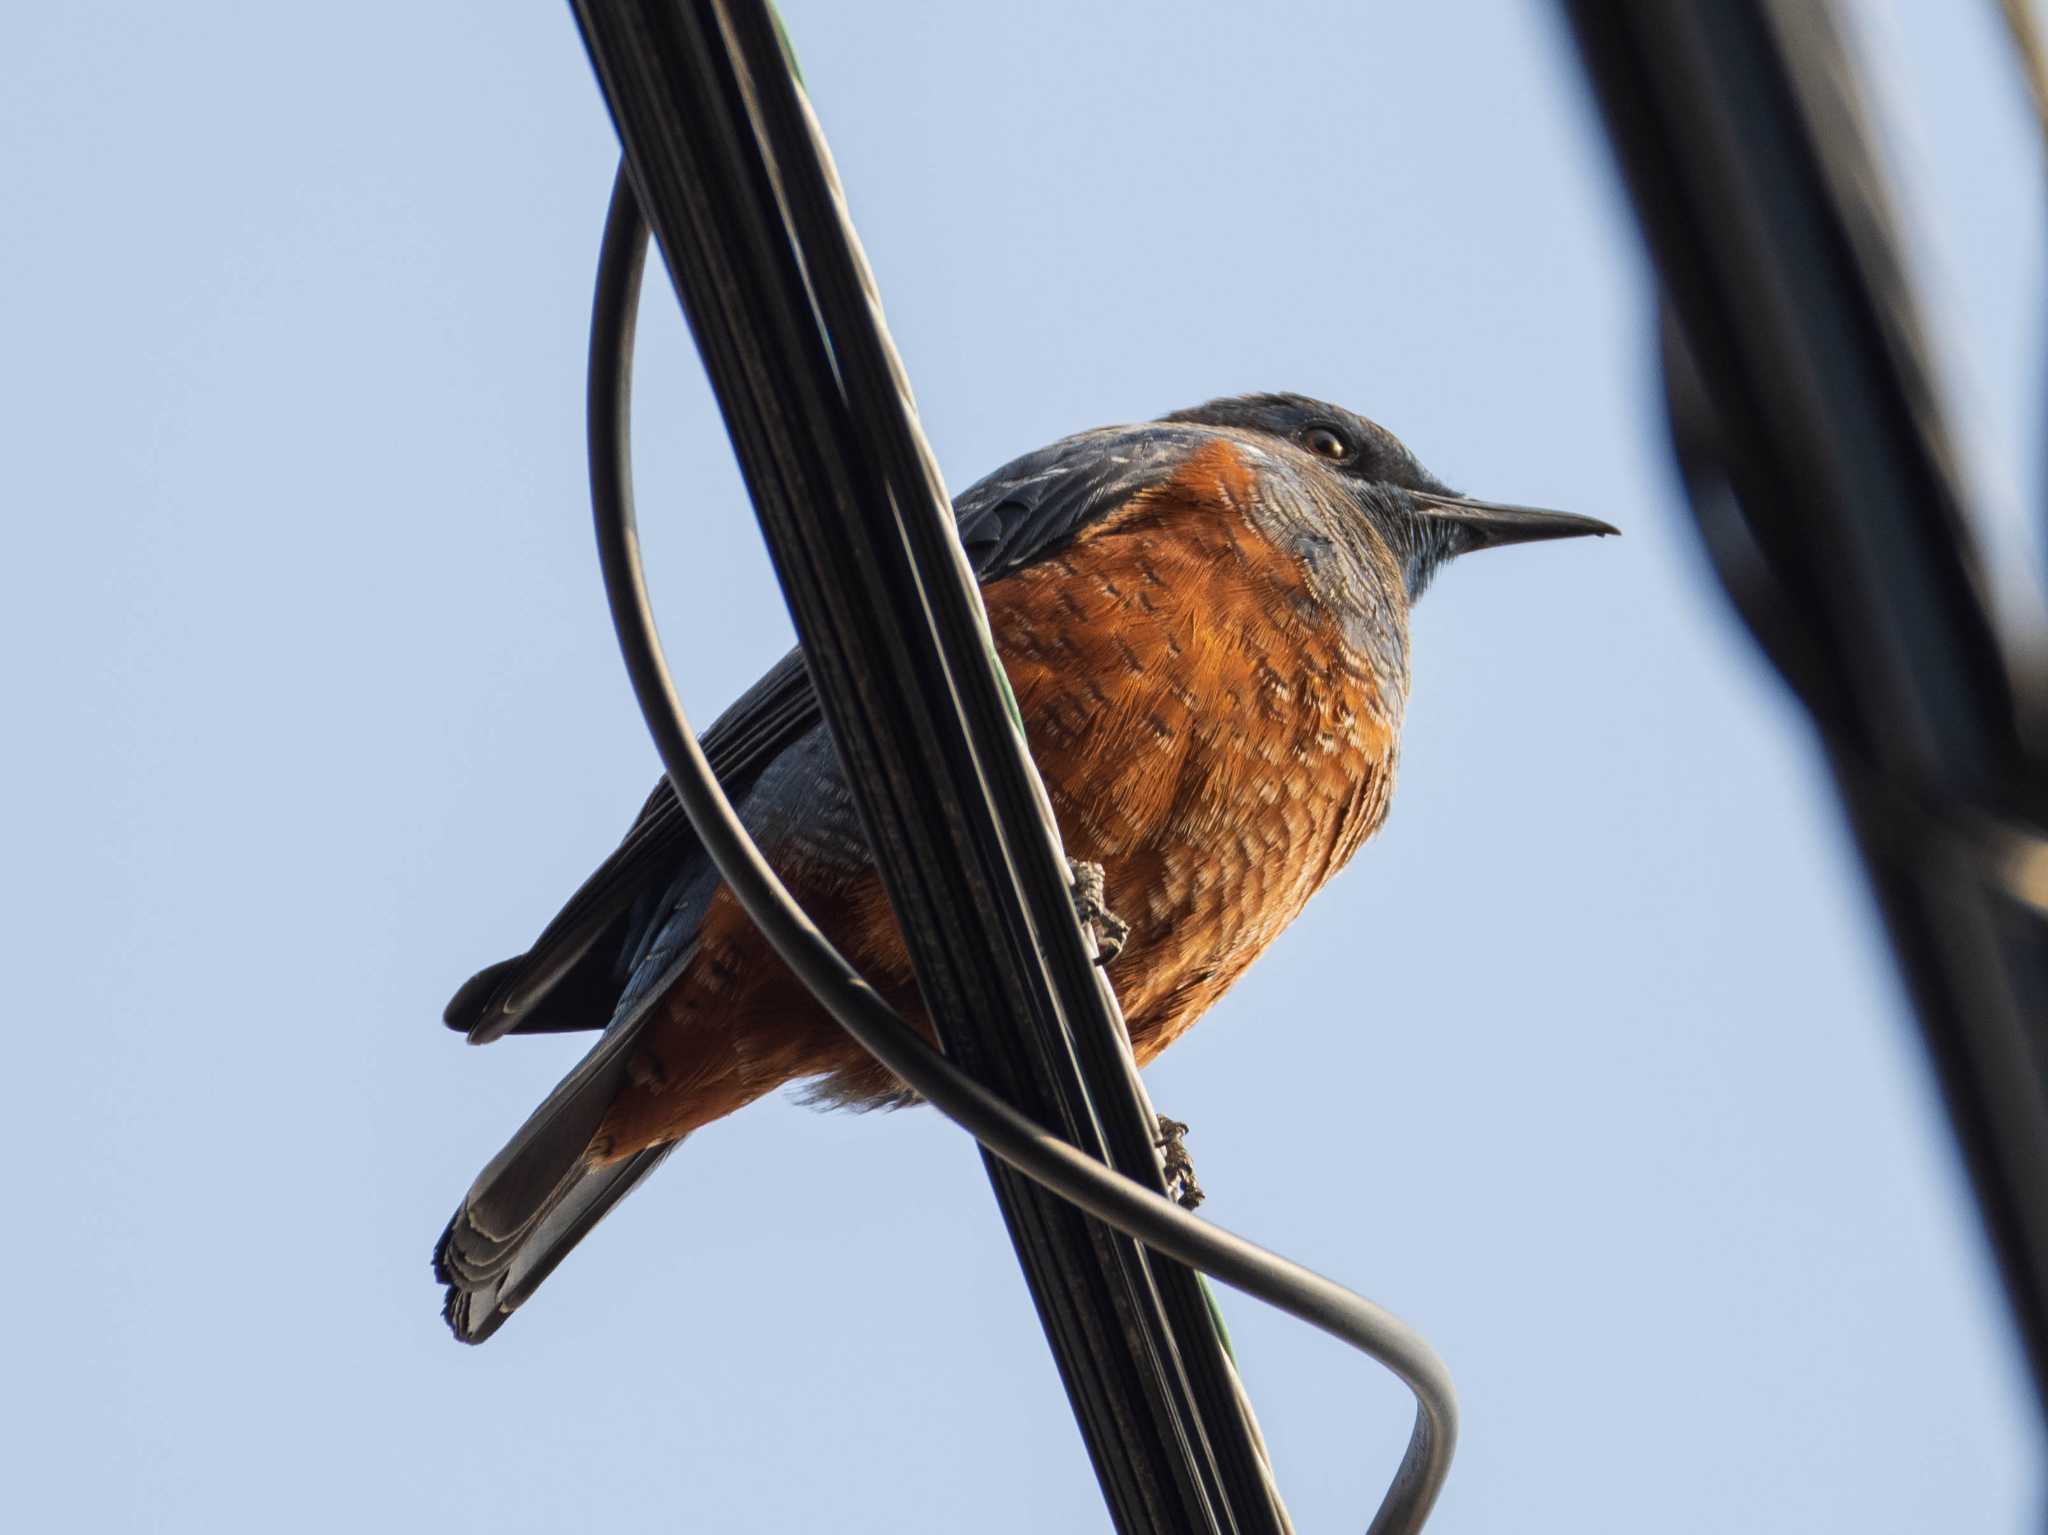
left=1564, top=0, right=2048, bottom=1411
left=568, top=9, right=1270, bottom=1525
left=587, top=172, right=1456, bottom=1535
left=1661, top=305, right=2048, bottom=914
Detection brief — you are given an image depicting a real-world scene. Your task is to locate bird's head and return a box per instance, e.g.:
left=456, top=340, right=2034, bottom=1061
left=1163, top=392, right=1615, bottom=599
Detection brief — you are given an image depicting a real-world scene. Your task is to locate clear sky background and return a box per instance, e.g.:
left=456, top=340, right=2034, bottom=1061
left=6, top=3, right=2043, bottom=1531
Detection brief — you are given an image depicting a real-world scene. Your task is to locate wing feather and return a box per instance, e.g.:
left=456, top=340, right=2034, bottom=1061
left=444, top=422, right=1205, bottom=1041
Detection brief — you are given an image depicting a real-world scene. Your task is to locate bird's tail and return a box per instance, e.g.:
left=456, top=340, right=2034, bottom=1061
left=433, top=998, right=677, bottom=1344
left=436, top=1143, right=676, bottom=1344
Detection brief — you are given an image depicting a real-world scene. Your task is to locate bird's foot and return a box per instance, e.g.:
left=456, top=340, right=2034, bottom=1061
left=1068, top=858, right=1130, bottom=965
left=1155, top=1114, right=1204, bottom=1210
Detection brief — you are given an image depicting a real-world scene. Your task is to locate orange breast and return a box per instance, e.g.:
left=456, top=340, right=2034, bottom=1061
left=987, top=439, right=1399, bottom=1059
left=594, top=440, right=1400, bottom=1158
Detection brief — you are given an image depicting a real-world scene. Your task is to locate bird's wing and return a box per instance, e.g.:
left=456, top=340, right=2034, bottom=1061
left=952, top=422, right=1205, bottom=579
left=442, top=650, right=817, bottom=1041
left=444, top=421, right=1208, bottom=1041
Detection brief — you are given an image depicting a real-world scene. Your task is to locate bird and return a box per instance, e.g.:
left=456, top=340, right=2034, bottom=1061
left=434, top=392, right=1614, bottom=1342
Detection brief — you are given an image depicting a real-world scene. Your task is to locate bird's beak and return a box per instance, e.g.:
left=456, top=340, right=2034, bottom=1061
left=1409, top=489, right=1619, bottom=552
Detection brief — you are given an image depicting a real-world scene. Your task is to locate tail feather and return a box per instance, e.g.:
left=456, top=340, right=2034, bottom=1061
left=463, top=1025, right=640, bottom=1240
left=435, top=947, right=694, bottom=1343
left=437, top=1143, right=678, bottom=1344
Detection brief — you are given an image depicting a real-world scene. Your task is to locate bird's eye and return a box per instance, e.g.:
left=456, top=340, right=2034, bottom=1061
left=1304, top=426, right=1351, bottom=461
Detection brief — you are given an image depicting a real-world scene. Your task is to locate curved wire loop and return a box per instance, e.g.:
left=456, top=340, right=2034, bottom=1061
left=588, top=170, right=1456, bottom=1535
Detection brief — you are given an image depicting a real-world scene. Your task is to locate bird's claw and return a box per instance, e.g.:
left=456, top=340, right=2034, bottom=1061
left=1155, top=1114, right=1204, bottom=1210
left=1068, top=858, right=1130, bottom=965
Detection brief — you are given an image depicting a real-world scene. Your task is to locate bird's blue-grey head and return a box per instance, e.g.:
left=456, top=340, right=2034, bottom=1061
left=1163, top=392, right=1616, bottom=600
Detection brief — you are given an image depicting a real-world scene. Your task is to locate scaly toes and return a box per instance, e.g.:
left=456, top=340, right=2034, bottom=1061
left=1067, top=858, right=1131, bottom=965
left=1154, top=1114, right=1204, bottom=1210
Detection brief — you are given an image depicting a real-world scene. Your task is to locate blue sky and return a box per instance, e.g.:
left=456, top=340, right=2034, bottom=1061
left=6, top=3, right=2042, bottom=1531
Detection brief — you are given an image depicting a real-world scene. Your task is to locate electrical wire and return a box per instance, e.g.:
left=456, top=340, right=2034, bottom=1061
left=587, top=173, right=1457, bottom=1535
left=1567, top=0, right=2048, bottom=1408
left=1996, top=0, right=2048, bottom=159
left=571, top=5, right=1288, bottom=1524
